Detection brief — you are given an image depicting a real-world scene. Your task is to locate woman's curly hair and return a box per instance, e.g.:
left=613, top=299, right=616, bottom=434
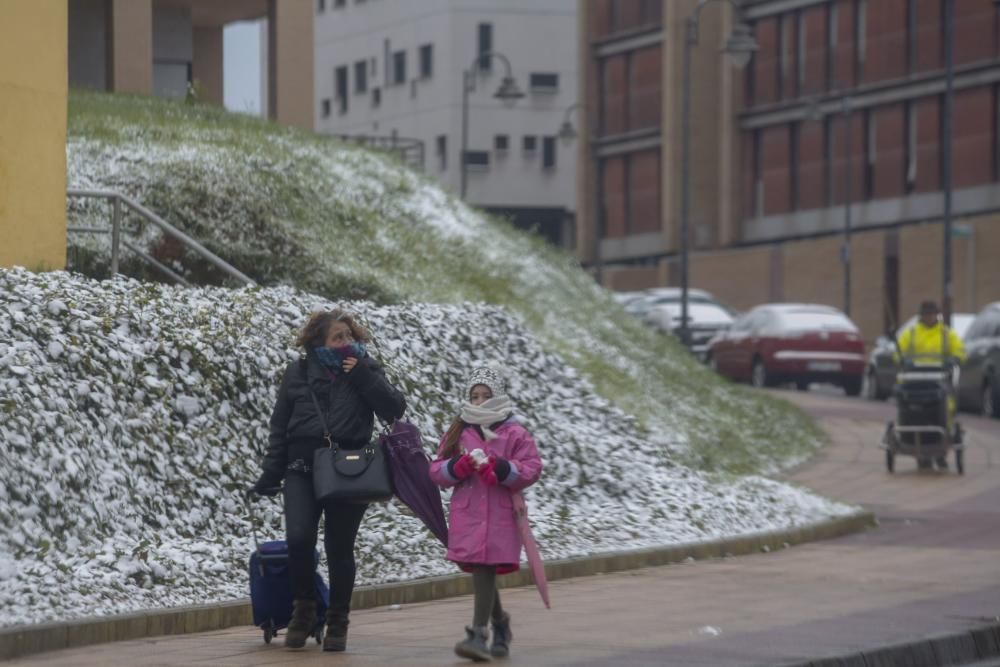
left=296, top=309, right=371, bottom=349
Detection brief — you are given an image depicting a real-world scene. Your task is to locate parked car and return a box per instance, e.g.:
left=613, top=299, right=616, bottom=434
left=863, top=313, right=975, bottom=401
left=707, top=303, right=865, bottom=395
left=956, top=302, right=1000, bottom=418
left=613, top=291, right=646, bottom=310
left=625, top=288, right=721, bottom=321
left=646, top=301, right=734, bottom=361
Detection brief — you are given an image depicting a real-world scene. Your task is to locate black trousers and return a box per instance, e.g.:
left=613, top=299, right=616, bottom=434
left=283, top=472, right=368, bottom=614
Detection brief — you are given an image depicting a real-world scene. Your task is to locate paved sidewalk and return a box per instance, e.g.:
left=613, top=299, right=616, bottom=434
left=10, top=391, right=1000, bottom=666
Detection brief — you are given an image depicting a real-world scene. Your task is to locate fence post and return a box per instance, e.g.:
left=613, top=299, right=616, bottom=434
left=111, top=195, right=122, bottom=276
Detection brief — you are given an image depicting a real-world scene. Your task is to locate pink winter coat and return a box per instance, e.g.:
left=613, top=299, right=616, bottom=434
left=429, top=419, right=543, bottom=571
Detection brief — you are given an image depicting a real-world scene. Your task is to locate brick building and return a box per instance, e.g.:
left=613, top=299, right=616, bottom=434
left=576, top=0, right=1000, bottom=344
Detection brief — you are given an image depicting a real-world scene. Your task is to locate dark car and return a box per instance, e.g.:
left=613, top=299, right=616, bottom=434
left=956, top=302, right=1000, bottom=418
left=707, top=303, right=865, bottom=395
left=862, top=313, right=974, bottom=401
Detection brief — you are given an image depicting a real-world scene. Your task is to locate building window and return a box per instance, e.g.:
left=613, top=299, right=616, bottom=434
left=823, top=116, right=833, bottom=205
left=370, top=57, right=377, bottom=76
left=905, top=101, right=917, bottom=193
left=778, top=14, right=790, bottom=99
left=542, top=136, right=556, bottom=169
left=372, top=87, right=381, bottom=107
left=994, top=84, right=1000, bottom=181
left=530, top=73, right=559, bottom=92
left=789, top=123, right=799, bottom=210
left=464, top=150, right=490, bottom=168
left=392, top=50, right=406, bottom=85
left=494, top=135, right=509, bottom=152
left=752, top=129, right=763, bottom=217
left=523, top=135, right=537, bottom=154
left=796, top=11, right=806, bottom=95
left=436, top=135, right=447, bottom=171
left=906, top=0, right=917, bottom=74
left=477, top=23, right=493, bottom=73
left=334, top=0, right=345, bottom=7
left=317, top=0, right=325, bottom=12
left=335, top=65, right=348, bottom=113
left=354, top=60, right=367, bottom=94
left=321, top=98, right=331, bottom=118
left=419, top=44, right=433, bottom=79
left=826, top=2, right=838, bottom=89
left=855, top=0, right=867, bottom=82
left=864, top=108, right=876, bottom=200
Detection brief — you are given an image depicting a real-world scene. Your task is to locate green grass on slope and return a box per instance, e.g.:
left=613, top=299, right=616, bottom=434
left=66, top=90, right=824, bottom=475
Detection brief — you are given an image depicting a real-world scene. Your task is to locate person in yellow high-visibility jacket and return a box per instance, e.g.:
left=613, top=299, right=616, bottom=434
left=897, top=300, right=966, bottom=366
left=895, top=300, right=966, bottom=470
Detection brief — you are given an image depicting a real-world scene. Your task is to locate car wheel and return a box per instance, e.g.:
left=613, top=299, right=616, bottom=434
left=984, top=377, right=999, bottom=419
left=843, top=376, right=863, bottom=397
left=795, top=380, right=809, bottom=391
left=751, top=358, right=771, bottom=388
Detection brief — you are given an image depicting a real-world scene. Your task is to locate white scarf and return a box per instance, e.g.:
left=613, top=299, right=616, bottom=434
left=459, top=396, right=514, bottom=440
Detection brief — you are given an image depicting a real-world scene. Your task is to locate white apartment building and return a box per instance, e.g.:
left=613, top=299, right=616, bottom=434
left=314, top=0, right=578, bottom=247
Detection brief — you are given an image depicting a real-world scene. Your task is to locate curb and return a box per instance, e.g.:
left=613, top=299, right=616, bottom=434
left=0, top=510, right=875, bottom=662
left=778, top=621, right=1000, bottom=667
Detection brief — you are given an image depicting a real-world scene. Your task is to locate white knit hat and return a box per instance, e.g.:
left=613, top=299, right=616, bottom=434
left=466, top=366, right=507, bottom=399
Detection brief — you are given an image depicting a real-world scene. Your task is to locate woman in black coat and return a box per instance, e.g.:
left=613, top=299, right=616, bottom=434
left=250, top=309, right=406, bottom=651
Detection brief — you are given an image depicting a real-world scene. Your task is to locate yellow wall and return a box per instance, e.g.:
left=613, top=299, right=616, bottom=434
left=0, top=1, right=68, bottom=270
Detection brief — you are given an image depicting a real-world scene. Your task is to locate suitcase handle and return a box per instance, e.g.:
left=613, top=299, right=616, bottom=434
left=244, top=490, right=281, bottom=574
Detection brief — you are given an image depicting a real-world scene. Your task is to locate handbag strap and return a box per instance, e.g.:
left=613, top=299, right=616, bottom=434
left=301, top=355, right=392, bottom=444
left=307, top=388, right=336, bottom=450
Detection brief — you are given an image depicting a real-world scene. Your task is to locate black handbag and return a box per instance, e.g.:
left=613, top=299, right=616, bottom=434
left=308, top=388, right=393, bottom=504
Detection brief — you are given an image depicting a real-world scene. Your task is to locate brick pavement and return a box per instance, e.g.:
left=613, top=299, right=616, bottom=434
left=9, top=390, right=1000, bottom=666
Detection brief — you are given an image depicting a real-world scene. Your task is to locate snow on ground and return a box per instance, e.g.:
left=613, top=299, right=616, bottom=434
left=0, top=268, right=855, bottom=628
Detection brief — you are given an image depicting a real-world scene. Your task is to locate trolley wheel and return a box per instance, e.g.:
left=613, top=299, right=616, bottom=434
left=886, top=449, right=895, bottom=473
left=955, top=448, right=964, bottom=475
left=263, top=627, right=274, bottom=644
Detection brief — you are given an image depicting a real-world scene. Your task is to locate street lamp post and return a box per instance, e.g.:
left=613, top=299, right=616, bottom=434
left=680, top=1, right=758, bottom=347
left=460, top=51, right=524, bottom=200
left=942, top=0, right=955, bottom=326
left=557, top=102, right=603, bottom=283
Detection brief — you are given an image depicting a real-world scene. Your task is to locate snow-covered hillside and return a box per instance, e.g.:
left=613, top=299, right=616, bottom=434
left=0, top=269, right=853, bottom=627
left=65, top=91, right=823, bottom=476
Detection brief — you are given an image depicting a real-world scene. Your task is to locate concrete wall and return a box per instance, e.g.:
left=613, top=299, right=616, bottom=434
left=109, top=0, right=153, bottom=94
left=268, top=0, right=314, bottom=130
left=650, top=216, right=1000, bottom=348
left=689, top=246, right=774, bottom=312
left=0, top=1, right=68, bottom=271
left=193, top=27, right=224, bottom=105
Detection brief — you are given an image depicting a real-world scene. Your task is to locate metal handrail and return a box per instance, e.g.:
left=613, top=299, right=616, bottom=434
left=66, top=188, right=256, bottom=287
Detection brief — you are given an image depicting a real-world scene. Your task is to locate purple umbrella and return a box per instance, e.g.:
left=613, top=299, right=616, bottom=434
left=381, top=420, right=449, bottom=546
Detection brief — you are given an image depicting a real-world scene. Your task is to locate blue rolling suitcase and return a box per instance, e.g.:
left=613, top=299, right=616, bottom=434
left=248, top=500, right=329, bottom=644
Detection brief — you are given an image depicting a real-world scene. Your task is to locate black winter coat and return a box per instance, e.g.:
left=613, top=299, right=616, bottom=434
left=256, top=353, right=406, bottom=486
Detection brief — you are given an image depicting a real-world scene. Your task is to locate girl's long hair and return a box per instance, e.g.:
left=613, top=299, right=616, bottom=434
left=438, top=417, right=467, bottom=460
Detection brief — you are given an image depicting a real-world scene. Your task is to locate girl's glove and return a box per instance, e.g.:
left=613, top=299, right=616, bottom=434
left=478, top=456, right=512, bottom=487
left=449, top=453, right=476, bottom=480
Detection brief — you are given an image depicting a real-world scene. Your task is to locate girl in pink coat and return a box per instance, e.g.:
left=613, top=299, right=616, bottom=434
left=429, top=367, right=543, bottom=662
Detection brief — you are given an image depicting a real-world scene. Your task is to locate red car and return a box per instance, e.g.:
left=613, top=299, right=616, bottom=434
left=707, top=303, right=866, bottom=395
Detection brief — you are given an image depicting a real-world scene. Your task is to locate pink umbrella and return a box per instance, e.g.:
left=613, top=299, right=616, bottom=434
left=512, top=492, right=550, bottom=609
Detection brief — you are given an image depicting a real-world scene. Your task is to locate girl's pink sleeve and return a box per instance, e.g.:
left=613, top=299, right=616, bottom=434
left=428, top=433, right=460, bottom=488
left=502, top=427, right=543, bottom=493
